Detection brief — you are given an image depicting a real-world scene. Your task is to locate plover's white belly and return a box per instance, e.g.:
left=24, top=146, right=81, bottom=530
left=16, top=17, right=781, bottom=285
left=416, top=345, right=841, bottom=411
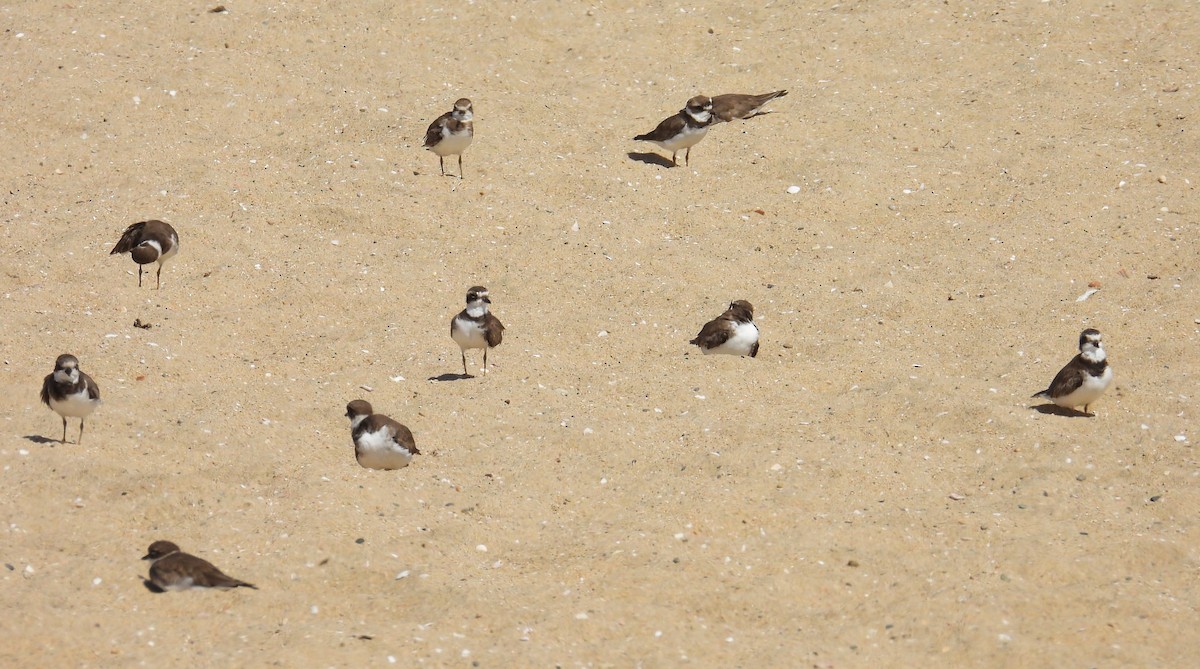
left=159, top=578, right=196, bottom=592
left=49, top=390, right=100, bottom=418
left=429, top=131, right=473, bottom=157
left=654, top=125, right=708, bottom=152
left=703, top=322, right=759, bottom=356
left=1053, top=367, right=1113, bottom=408
left=452, top=316, right=488, bottom=350
left=354, top=428, right=415, bottom=470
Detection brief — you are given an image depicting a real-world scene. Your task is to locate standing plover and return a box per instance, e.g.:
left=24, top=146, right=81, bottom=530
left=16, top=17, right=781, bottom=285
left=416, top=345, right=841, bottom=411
left=424, top=98, right=474, bottom=178
left=344, top=400, right=420, bottom=470
left=710, top=90, right=789, bottom=122
left=110, top=220, right=179, bottom=289
left=1032, top=328, right=1113, bottom=415
left=633, top=95, right=717, bottom=167
left=690, top=300, right=760, bottom=357
left=142, top=541, right=257, bottom=591
left=40, top=353, right=101, bottom=444
left=451, top=285, right=505, bottom=375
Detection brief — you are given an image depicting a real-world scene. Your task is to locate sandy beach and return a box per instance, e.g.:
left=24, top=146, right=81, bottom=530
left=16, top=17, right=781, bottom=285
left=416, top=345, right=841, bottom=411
left=2, top=1, right=1198, bottom=666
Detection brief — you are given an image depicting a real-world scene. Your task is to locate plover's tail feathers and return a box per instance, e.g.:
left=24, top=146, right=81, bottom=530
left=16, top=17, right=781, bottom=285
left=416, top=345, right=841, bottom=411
left=110, top=222, right=147, bottom=255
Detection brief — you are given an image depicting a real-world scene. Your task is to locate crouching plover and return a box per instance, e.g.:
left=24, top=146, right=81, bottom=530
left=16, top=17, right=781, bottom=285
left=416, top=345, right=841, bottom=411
left=344, top=400, right=420, bottom=470
left=110, top=220, right=179, bottom=289
left=690, top=300, right=760, bottom=357
left=451, top=285, right=505, bottom=375
left=633, top=95, right=717, bottom=167
left=710, top=90, right=789, bottom=123
left=142, top=541, right=257, bottom=591
left=424, top=98, right=474, bottom=178
left=1032, top=328, right=1113, bottom=416
left=40, top=353, right=101, bottom=443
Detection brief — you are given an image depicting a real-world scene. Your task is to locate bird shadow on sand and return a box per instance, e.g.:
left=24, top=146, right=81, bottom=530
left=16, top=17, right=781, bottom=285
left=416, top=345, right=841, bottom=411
left=427, top=372, right=474, bottom=382
left=1030, top=403, right=1093, bottom=418
left=23, top=435, right=58, bottom=444
left=627, top=152, right=676, bottom=168
left=143, top=579, right=166, bottom=593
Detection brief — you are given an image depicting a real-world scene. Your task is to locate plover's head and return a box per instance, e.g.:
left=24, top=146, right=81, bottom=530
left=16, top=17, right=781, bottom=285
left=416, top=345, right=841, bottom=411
left=1079, top=328, right=1105, bottom=361
left=684, top=95, right=713, bottom=123
left=453, top=98, right=474, bottom=121
left=52, top=354, right=81, bottom=382
left=727, top=300, right=755, bottom=322
left=54, top=354, right=80, bottom=372
left=131, top=240, right=163, bottom=265
left=465, top=286, right=491, bottom=305
left=142, top=540, right=181, bottom=561
left=346, top=399, right=373, bottom=421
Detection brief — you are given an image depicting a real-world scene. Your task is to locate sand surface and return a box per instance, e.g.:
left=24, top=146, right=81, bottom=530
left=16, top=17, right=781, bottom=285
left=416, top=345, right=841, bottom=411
left=2, top=1, right=1198, bottom=666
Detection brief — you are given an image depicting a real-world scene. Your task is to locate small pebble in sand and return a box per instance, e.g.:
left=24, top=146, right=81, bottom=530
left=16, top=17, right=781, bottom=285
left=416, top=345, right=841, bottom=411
left=948, top=492, right=965, bottom=501
left=787, top=185, right=801, bottom=194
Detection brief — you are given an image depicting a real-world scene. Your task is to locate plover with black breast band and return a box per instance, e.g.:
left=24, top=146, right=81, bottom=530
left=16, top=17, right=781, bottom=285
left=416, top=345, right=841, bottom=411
left=633, top=95, right=717, bottom=167
left=110, top=219, right=179, bottom=289
left=1032, top=328, right=1113, bottom=416
left=344, top=400, right=420, bottom=470
left=690, top=300, right=760, bottom=357
left=451, top=285, right=505, bottom=376
left=40, top=353, right=101, bottom=443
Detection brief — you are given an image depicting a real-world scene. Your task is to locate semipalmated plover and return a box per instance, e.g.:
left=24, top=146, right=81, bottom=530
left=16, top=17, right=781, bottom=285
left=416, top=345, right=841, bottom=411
left=1032, top=328, right=1113, bottom=415
left=110, top=220, right=179, bottom=289
left=345, top=400, right=420, bottom=470
left=424, top=97, right=474, bottom=178
left=142, top=540, right=257, bottom=591
left=633, top=95, right=717, bottom=167
left=40, top=353, right=101, bottom=444
left=451, top=285, right=505, bottom=375
left=710, top=90, right=789, bottom=122
left=690, top=300, right=760, bottom=357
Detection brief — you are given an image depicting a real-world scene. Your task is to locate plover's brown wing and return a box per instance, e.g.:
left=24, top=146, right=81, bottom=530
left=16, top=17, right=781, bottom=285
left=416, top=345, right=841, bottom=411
left=110, top=221, right=147, bottom=255
left=82, top=371, right=100, bottom=401
left=484, top=313, right=505, bottom=347
left=39, top=373, right=53, bottom=406
left=423, top=110, right=454, bottom=148
left=1033, top=355, right=1086, bottom=399
left=690, top=314, right=734, bottom=349
left=633, top=112, right=686, bottom=142
left=365, top=414, right=419, bottom=455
